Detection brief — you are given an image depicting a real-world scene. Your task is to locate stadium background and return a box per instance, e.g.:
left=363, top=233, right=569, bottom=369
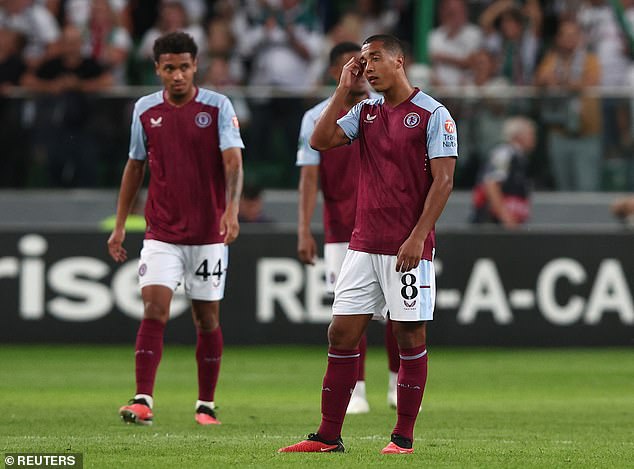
left=1, top=0, right=633, bottom=467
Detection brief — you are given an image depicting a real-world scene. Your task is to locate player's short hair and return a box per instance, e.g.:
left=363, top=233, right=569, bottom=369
left=153, top=31, right=198, bottom=62
left=362, top=34, right=404, bottom=57
left=329, top=42, right=361, bottom=66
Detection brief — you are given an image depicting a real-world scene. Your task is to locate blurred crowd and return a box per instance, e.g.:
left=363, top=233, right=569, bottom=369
left=1, top=0, right=634, bottom=193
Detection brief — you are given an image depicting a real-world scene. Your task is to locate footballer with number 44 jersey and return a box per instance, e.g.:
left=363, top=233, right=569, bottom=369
left=107, top=32, right=244, bottom=427
left=279, top=34, right=457, bottom=455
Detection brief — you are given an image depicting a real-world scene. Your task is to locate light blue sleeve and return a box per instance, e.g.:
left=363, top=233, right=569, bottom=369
left=427, top=106, right=458, bottom=159
left=128, top=103, right=147, bottom=161
left=296, top=110, right=320, bottom=166
left=336, top=101, right=363, bottom=141
left=218, top=96, right=245, bottom=151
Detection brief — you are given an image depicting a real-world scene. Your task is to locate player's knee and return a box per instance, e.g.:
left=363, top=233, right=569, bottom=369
left=392, top=322, right=426, bottom=348
left=143, top=302, right=169, bottom=324
left=327, top=323, right=358, bottom=349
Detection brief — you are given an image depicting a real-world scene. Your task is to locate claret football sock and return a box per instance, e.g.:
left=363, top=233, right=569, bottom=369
left=196, top=327, right=223, bottom=402
left=135, top=319, right=165, bottom=396
left=358, top=334, right=367, bottom=381
left=317, top=347, right=360, bottom=441
left=392, top=345, right=428, bottom=441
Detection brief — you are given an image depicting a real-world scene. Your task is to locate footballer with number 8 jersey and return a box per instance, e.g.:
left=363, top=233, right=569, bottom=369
left=107, top=32, right=244, bottom=427
left=279, top=34, right=457, bottom=455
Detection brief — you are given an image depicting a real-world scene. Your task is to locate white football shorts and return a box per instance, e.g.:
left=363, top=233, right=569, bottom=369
left=333, top=249, right=436, bottom=321
left=324, top=242, right=349, bottom=294
left=138, top=239, right=228, bottom=301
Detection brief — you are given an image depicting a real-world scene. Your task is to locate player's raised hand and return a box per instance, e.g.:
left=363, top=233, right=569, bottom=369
left=220, top=210, right=240, bottom=245
left=396, top=236, right=424, bottom=273
left=107, top=227, right=128, bottom=263
left=298, top=231, right=317, bottom=265
left=338, top=57, right=364, bottom=91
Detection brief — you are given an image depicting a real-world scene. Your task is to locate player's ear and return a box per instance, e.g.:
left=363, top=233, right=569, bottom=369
left=395, top=54, right=404, bottom=70
left=192, top=57, right=198, bottom=74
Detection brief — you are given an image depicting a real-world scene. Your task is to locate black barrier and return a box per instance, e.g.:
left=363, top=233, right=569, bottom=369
left=0, top=231, right=632, bottom=345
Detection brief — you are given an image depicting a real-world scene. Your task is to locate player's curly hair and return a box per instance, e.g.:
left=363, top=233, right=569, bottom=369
left=153, top=32, right=198, bottom=62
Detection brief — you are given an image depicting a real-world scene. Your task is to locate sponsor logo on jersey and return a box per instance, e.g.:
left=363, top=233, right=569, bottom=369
left=444, top=119, right=455, bottom=133
left=150, top=117, right=162, bottom=128
left=364, top=113, right=377, bottom=124
left=232, top=115, right=240, bottom=128
left=138, top=263, right=147, bottom=276
left=403, top=112, right=420, bottom=128
left=195, top=112, right=212, bottom=128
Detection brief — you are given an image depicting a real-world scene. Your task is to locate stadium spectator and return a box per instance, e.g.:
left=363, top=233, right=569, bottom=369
left=280, top=34, right=457, bottom=455
left=204, top=17, right=243, bottom=83
left=472, top=116, right=536, bottom=228
left=240, top=0, right=323, bottom=162
left=355, top=0, right=399, bottom=40
left=535, top=19, right=602, bottom=191
left=428, top=0, right=483, bottom=87
left=296, top=41, right=401, bottom=415
left=578, top=0, right=634, bottom=163
left=22, top=24, right=113, bottom=187
left=136, top=0, right=206, bottom=85
left=238, top=182, right=273, bottom=223
left=0, top=0, right=61, bottom=69
left=0, top=26, right=28, bottom=187
left=109, top=32, right=244, bottom=426
left=480, top=0, right=542, bottom=86
left=79, top=0, right=132, bottom=86
left=0, top=26, right=26, bottom=92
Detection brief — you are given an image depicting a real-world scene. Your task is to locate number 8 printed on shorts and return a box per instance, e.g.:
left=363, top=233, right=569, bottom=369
left=400, top=273, right=418, bottom=300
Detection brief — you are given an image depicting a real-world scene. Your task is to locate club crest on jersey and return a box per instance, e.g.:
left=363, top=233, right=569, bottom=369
left=403, top=112, right=420, bottom=128
left=195, top=112, right=212, bottom=128
left=444, top=119, right=456, bottom=133
left=150, top=116, right=162, bottom=128
left=138, top=263, right=147, bottom=276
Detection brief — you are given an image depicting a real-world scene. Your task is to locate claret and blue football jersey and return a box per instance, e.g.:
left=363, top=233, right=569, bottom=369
left=336, top=88, right=458, bottom=261
left=128, top=88, right=244, bottom=245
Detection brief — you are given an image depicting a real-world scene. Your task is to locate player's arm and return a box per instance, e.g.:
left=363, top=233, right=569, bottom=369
left=107, top=158, right=146, bottom=262
left=220, top=147, right=243, bottom=245
left=298, top=165, right=319, bottom=264
left=310, top=57, right=364, bottom=151
left=396, top=157, right=456, bottom=272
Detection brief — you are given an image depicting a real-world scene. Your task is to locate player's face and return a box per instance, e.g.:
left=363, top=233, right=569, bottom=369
left=332, top=51, right=368, bottom=96
left=359, top=41, right=403, bottom=93
left=155, top=53, right=197, bottom=101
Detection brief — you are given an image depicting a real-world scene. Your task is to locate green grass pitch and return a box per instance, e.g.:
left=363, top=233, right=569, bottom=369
left=1, top=345, right=632, bottom=468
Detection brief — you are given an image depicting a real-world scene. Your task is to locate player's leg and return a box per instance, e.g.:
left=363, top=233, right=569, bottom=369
left=379, top=255, right=435, bottom=454
left=279, top=250, right=382, bottom=453
left=120, top=240, right=182, bottom=425
left=385, top=317, right=400, bottom=408
left=347, top=333, right=369, bottom=414
left=184, top=243, right=228, bottom=425
left=191, top=299, right=222, bottom=425
left=384, top=321, right=427, bottom=454
left=279, top=314, right=371, bottom=453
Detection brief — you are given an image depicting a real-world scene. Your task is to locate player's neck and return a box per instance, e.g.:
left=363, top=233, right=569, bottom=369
left=164, top=86, right=197, bottom=107
left=382, top=78, right=415, bottom=108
